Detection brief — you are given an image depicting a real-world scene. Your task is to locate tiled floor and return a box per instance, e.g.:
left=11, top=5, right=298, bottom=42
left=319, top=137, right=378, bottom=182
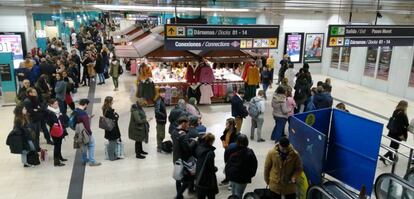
left=0, top=73, right=413, bottom=199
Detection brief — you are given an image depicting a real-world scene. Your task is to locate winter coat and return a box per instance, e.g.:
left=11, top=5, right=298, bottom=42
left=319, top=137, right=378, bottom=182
left=220, top=128, right=238, bottom=150
left=231, top=94, right=248, bottom=118
left=225, top=146, right=258, bottom=184
left=261, top=70, right=272, bottom=85
left=75, top=108, right=92, bottom=135
left=313, top=92, right=333, bottom=110
left=168, top=106, right=189, bottom=134
left=104, top=108, right=121, bottom=141
left=109, top=60, right=121, bottom=78
left=272, top=94, right=290, bottom=118
left=285, top=68, right=296, bottom=88
left=388, top=109, right=409, bottom=140
left=172, top=129, right=195, bottom=163
left=246, top=67, right=260, bottom=86
left=54, top=80, right=67, bottom=101
left=264, top=144, right=303, bottom=195
left=195, top=143, right=218, bottom=194
left=45, top=108, right=68, bottom=138
left=294, top=74, right=312, bottom=105
left=23, top=97, right=43, bottom=123
left=35, top=80, right=51, bottom=103
left=154, top=97, right=167, bottom=124
left=128, top=104, right=149, bottom=143
left=94, top=55, right=105, bottom=74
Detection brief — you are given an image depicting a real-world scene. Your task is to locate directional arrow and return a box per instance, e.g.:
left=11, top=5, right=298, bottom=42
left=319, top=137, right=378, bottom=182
left=168, top=27, right=175, bottom=34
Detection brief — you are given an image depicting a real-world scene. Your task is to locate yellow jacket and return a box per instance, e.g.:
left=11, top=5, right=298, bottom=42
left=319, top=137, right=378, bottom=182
left=246, top=67, right=260, bottom=86
left=264, top=144, right=303, bottom=195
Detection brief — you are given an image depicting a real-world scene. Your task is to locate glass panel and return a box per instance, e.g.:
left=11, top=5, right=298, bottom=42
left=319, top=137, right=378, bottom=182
left=340, top=47, right=351, bottom=71
left=409, top=59, right=414, bottom=87
left=331, top=47, right=340, bottom=69
left=364, top=46, right=378, bottom=77
left=376, top=46, right=393, bottom=81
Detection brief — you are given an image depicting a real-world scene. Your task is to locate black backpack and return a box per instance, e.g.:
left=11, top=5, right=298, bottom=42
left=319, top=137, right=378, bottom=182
left=27, top=151, right=40, bottom=165
left=161, top=141, right=173, bottom=153
left=6, top=129, right=24, bottom=154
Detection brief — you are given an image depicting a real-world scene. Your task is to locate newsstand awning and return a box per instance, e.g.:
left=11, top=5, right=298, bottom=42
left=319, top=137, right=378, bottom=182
left=146, top=46, right=200, bottom=62
left=111, top=24, right=138, bottom=37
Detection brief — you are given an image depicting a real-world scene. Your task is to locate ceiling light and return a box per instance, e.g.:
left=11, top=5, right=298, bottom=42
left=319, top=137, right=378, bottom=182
left=92, top=5, right=250, bottom=12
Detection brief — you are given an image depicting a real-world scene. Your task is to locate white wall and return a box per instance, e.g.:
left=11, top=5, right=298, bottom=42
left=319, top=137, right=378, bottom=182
left=0, top=8, right=36, bottom=51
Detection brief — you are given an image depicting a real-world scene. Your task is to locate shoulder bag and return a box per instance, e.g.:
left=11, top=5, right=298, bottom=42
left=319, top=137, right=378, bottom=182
left=99, top=116, right=115, bottom=131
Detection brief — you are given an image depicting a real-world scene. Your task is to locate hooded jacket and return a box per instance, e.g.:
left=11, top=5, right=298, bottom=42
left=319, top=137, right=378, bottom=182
left=271, top=94, right=290, bottom=118
left=225, top=146, right=258, bottom=184
left=264, top=144, right=303, bottom=195
left=195, top=142, right=218, bottom=194
left=128, top=104, right=149, bottom=143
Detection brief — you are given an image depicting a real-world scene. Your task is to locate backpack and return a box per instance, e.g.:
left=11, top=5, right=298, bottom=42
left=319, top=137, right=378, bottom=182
left=161, top=141, right=173, bottom=153
left=119, top=66, right=124, bottom=75
left=386, top=116, right=395, bottom=131
left=68, top=111, right=78, bottom=130
left=248, top=98, right=260, bottom=118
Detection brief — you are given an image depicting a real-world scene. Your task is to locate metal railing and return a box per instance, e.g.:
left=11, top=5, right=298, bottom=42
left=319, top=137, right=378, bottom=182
left=375, top=173, right=414, bottom=199
left=380, top=135, right=414, bottom=175
left=323, top=181, right=358, bottom=199
left=307, top=185, right=336, bottom=199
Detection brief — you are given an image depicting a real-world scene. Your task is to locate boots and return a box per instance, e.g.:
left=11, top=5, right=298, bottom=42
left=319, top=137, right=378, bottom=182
left=54, top=159, right=65, bottom=167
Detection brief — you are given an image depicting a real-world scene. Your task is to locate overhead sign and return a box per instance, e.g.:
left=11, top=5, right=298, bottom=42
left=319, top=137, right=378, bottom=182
left=164, top=24, right=279, bottom=50
left=327, top=25, right=414, bottom=47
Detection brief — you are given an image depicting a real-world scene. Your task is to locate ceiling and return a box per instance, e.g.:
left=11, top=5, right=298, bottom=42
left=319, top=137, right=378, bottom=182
left=1, top=0, right=414, bottom=14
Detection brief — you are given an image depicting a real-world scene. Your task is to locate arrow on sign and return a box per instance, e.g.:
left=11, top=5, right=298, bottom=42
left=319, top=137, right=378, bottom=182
left=168, top=27, right=175, bottom=35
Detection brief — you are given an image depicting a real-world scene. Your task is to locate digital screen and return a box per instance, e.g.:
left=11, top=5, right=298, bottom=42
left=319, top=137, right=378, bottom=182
left=0, top=33, right=25, bottom=68
left=304, top=33, right=324, bottom=63
left=284, top=33, right=304, bottom=63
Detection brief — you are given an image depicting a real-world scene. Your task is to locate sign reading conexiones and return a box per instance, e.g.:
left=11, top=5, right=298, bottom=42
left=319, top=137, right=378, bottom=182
left=164, top=24, right=280, bottom=50
left=327, top=25, right=414, bottom=47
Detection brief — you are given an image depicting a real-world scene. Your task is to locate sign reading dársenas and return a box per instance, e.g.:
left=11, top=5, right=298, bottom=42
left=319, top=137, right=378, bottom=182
left=164, top=24, right=279, bottom=50
left=327, top=25, right=414, bottom=47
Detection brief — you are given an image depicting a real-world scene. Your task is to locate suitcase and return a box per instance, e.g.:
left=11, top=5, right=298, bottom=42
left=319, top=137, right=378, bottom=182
left=27, top=151, right=40, bottom=165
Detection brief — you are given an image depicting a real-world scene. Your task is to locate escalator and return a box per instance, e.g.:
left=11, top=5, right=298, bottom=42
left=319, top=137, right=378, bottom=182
left=375, top=173, right=414, bottom=199
left=307, top=181, right=358, bottom=199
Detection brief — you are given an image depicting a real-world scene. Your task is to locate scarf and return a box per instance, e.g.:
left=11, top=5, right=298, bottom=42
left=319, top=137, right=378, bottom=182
left=47, top=106, right=61, bottom=118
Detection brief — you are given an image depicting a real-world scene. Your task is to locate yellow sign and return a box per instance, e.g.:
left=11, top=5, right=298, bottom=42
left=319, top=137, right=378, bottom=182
left=305, top=114, right=316, bottom=126
left=240, top=40, right=246, bottom=48
left=166, top=26, right=176, bottom=37
left=269, top=38, right=277, bottom=48
left=329, top=37, right=337, bottom=46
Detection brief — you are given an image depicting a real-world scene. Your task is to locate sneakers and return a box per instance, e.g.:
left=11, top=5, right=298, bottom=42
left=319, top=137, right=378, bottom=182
left=250, top=136, right=254, bottom=140
left=54, top=162, right=65, bottom=167
left=89, top=162, right=102, bottom=167
left=60, top=158, right=68, bottom=162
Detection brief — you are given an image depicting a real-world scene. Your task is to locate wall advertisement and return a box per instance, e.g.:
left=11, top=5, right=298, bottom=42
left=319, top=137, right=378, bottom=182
left=284, top=33, right=304, bottom=63
left=304, top=33, right=324, bottom=63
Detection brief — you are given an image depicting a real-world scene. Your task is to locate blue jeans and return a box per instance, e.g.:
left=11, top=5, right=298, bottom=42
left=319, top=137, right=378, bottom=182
left=98, top=73, right=105, bottom=83
left=81, top=135, right=96, bottom=164
left=262, top=83, right=270, bottom=99
left=230, top=181, right=247, bottom=199
left=271, top=117, right=288, bottom=141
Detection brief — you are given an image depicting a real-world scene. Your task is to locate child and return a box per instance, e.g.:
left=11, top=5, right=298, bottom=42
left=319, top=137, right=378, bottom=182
left=286, top=88, right=296, bottom=117
left=336, top=103, right=349, bottom=112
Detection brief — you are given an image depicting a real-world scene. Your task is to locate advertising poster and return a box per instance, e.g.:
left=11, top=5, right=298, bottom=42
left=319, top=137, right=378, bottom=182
left=0, top=33, right=25, bottom=68
left=304, top=33, right=324, bottom=63
left=284, top=33, right=304, bottom=63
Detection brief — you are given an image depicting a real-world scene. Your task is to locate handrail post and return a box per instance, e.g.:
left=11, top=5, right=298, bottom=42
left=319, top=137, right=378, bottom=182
left=407, top=149, right=413, bottom=175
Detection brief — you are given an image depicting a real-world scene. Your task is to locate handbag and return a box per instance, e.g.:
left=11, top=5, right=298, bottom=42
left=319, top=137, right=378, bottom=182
left=50, top=121, right=64, bottom=138
left=99, top=116, right=115, bottom=131
left=183, top=156, right=197, bottom=176
left=173, top=159, right=184, bottom=181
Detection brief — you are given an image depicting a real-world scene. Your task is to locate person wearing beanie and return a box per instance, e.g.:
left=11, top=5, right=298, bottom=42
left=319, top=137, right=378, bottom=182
left=264, top=137, right=303, bottom=199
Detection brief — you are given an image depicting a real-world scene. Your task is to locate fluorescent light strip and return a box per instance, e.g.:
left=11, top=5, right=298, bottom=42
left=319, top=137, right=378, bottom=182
left=92, top=5, right=250, bottom=12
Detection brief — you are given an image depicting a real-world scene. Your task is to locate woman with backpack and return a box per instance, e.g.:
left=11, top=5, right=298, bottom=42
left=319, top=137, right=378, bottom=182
left=102, top=96, right=121, bottom=161
left=381, top=100, right=409, bottom=164
left=13, top=104, right=36, bottom=167
left=45, top=99, right=68, bottom=167
left=249, top=90, right=265, bottom=142
left=109, top=56, right=122, bottom=91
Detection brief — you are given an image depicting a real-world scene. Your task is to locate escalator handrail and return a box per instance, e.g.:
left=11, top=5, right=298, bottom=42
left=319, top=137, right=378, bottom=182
left=323, top=180, right=358, bottom=199
left=307, top=185, right=336, bottom=199
left=374, top=173, right=414, bottom=198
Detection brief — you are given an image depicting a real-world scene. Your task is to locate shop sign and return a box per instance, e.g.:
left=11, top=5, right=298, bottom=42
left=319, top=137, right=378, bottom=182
left=327, top=25, right=414, bottom=47
left=164, top=24, right=279, bottom=50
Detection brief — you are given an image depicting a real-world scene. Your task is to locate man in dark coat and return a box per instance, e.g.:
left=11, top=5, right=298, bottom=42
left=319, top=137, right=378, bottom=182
left=225, top=134, right=258, bottom=198
left=154, top=88, right=167, bottom=152
left=230, top=90, right=248, bottom=133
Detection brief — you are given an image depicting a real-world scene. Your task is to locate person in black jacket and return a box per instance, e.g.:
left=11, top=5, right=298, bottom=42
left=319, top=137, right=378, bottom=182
left=45, top=99, right=68, bottom=166
left=230, top=90, right=248, bottom=133
left=95, top=53, right=105, bottom=85
left=155, top=88, right=167, bottom=153
left=381, top=100, right=410, bottom=164
left=169, top=99, right=189, bottom=135
left=195, top=133, right=218, bottom=199
left=16, top=79, right=31, bottom=104
left=102, top=96, right=122, bottom=161
left=219, top=118, right=239, bottom=186
left=13, top=104, right=36, bottom=167
left=225, top=134, right=258, bottom=198
left=23, top=88, right=43, bottom=151
left=172, top=117, right=196, bottom=199
left=70, top=50, right=81, bottom=83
